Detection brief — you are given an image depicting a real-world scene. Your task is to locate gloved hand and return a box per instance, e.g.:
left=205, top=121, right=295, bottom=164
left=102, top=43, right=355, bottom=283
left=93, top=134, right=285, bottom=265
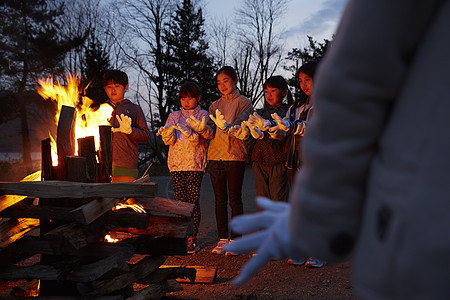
left=210, top=109, right=229, bottom=130
left=248, top=112, right=271, bottom=131
left=224, top=197, right=298, bottom=285
left=243, top=121, right=264, bottom=139
left=112, top=114, right=132, bottom=134
left=174, top=124, right=193, bottom=137
left=271, top=113, right=291, bottom=132
left=228, top=123, right=249, bottom=140
left=186, top=115, right=206, bottom=132
left=156, top=126, right=174, bottom=137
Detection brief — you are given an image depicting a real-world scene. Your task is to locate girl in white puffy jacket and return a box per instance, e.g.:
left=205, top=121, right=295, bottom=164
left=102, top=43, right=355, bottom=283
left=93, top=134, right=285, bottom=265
left=157, top=80, right=213, bottom=254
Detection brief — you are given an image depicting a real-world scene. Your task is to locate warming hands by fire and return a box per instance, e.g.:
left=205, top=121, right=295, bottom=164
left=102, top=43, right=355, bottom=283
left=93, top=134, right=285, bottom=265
left=112, top=114, right=132, bottom=134
left=223, top=197, right=300, bottom=285
left=228, top=122, right=250, bottom=140
left=210, top=109, right=230, bottom=130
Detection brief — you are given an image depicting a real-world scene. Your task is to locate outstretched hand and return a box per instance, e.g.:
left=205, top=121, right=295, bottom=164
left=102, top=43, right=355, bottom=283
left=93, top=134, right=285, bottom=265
left=173, top=124, right=193, bottom=137
left=224, top=197, right=299, bottom=285
left=248, top=112, right=271, bottom=131
left=186, top=115, right=206, bottom=132
left=229, top=123, right=250, bottom=140
left=112, top=114, right=132, bottom=134
left=243, top=121, right=264, bottom=139
left=156, top=125, right=174, bottom=137
left=271, top=113, right=291, bottom=132
left=210, top=109, right=229, bottom=130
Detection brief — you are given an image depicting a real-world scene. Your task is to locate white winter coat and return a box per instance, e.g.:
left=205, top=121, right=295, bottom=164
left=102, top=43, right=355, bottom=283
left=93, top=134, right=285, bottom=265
left=290, top=0, right=450, bottom=298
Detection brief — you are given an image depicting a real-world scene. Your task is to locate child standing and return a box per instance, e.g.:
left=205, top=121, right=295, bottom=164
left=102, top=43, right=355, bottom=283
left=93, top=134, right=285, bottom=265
left=157, top=81, right=211, bottom=254
left=231, top=76, right=291, bottom=202
left=103, top=69, right=150, bottom=183
left=271, top=62, right=325, bottom=268
left=190, top=66, right=253, bottom=255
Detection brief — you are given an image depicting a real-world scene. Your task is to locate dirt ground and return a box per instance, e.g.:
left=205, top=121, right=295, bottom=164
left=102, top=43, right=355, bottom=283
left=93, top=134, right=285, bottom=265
left=0, top=169, right=358, bottom=299
left=152, top=170, right=358, bottom=300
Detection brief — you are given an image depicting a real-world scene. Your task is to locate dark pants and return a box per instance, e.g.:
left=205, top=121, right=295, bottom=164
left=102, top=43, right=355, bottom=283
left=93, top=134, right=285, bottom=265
left=171, top=171, right=203, bottom=237
left=286, top=167, right=298, bottom=192
left=252, top=162, right=287, bottom=203
left=209, top=160, right=245, bottom=239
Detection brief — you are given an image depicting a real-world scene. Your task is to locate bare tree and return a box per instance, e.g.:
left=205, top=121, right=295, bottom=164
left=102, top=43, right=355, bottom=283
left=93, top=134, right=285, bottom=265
left=107, top=0, right=175, bottom=126
left=209, top=17, right=232, bottom=67
left=234, top=0, right=287, bottom=105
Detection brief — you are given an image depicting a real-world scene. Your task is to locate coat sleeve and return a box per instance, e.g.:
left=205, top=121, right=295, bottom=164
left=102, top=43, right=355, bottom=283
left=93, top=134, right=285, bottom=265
left=289, top=0, right=444, bottom=261
left=129, top=105, right=150, bottom=143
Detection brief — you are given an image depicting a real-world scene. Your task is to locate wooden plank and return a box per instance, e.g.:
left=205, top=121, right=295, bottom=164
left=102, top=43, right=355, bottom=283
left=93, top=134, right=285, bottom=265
left=160, top=265, right=217, bottom=284
left=128, top=279, right=182, bottom=300
left=0, top=170, right=41, bottom=212
left=70, top=197, right=121, bottom=225
left=116, top=214, right=192, bottom=238
left=0, top=218, right=39, bottom=248
left=137, top=266, right=196, bottom=284
left=0, top=181, right=157, bottom=199
left=137, top=197, right=194, bottom=217
left=78, top=255, right=167, bottom=296
left=67, top=251, right=131, bottom=282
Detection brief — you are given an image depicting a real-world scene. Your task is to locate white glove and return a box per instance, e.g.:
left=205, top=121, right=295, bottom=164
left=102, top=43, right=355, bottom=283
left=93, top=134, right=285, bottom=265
left=186, top=115, right=206, bottom=132
left=248, top=112, right=271, bottom=131
left=228, top=124, right=249, bottom=140
left=271, top=113, right=291, bottom=132
left=243, top=121, right=264, bottom=139
left=210, top=109, right=229, bottom=130
left=156, top=126, right=174, bottom=137
left=173, top=124, right=193, bottom=137
left=112, top=114, right=132, bottom=134
left=223, top=197, right=298, bottom=285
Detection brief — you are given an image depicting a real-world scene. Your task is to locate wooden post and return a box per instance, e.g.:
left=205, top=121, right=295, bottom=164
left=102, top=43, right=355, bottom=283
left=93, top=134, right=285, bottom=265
left=65, top=156, right=87, bottom=183
left=98, top=125, right=112, bottom=183
left=57, top=105, right=76, bottom=180
left=41, top=138, right=54, bottom=181
left=77, top=136, right=97, bottom=183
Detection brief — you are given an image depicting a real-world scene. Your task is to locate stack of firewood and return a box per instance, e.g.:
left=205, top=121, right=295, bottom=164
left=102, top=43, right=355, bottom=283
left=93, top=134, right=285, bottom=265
left=0, top=105, right=196, bottom=298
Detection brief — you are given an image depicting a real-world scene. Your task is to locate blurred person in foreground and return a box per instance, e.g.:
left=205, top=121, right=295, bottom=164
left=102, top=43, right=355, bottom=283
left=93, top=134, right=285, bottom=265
left=224, top=0, right=450, bottom=298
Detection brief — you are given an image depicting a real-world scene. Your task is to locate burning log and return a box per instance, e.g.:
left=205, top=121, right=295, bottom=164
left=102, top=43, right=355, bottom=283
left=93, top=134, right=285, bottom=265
left=56, top=105, right=76, bottom=180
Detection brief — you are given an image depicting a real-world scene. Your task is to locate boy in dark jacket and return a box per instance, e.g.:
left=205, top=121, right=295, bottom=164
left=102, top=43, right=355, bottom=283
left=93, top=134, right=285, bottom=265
left=103, top=70, right=150, bottom=182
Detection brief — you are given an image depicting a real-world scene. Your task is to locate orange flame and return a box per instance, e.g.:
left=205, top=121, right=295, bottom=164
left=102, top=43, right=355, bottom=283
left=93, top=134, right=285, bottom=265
left=36, top=74, right=113, bottom=166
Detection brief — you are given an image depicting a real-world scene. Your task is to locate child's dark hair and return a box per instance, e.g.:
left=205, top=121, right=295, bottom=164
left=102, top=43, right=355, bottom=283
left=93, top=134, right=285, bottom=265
left=216, top=66, right=238, bottom=82
left=179, top=80, right=202, bottom=99
left=263, top=75, right=293, bottom=105
left=294, top=61, right=319, bottom=107
left=296, top=61, right=318, bottom=79
left=102, top=70, right=129, bottom=87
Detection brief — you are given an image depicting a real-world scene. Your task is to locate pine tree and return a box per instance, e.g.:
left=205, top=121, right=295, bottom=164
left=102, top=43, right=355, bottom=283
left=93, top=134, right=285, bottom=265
left=284, top=35, right=332, bottom=101
left=162, top=0, right=217, bottom=115
left=82, top=33, right=111, bottom=104
left=0, top=0, right=85, bottom=173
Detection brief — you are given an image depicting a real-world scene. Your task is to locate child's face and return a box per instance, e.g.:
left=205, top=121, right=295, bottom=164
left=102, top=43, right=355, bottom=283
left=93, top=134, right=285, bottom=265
left=217, top=73, right=237, bottom=96
left=298, top=72, right=313, bottom=96
left=264, top=86, right=285, bottom=107
left=180, top=96, right=200, bottom=110
left=104, top=81, right=128, bottom=104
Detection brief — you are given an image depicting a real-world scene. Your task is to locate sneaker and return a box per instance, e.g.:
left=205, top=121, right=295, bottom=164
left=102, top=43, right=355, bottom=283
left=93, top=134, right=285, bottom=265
left=224, top=239, right=238, bottom=256
left=287, top=258, right=307, bottom=266
left=187, top=236, right=200, bottom=254
left=211, top=239, right=229, bottom=255
left=305, top=257, right=326, bottom=268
